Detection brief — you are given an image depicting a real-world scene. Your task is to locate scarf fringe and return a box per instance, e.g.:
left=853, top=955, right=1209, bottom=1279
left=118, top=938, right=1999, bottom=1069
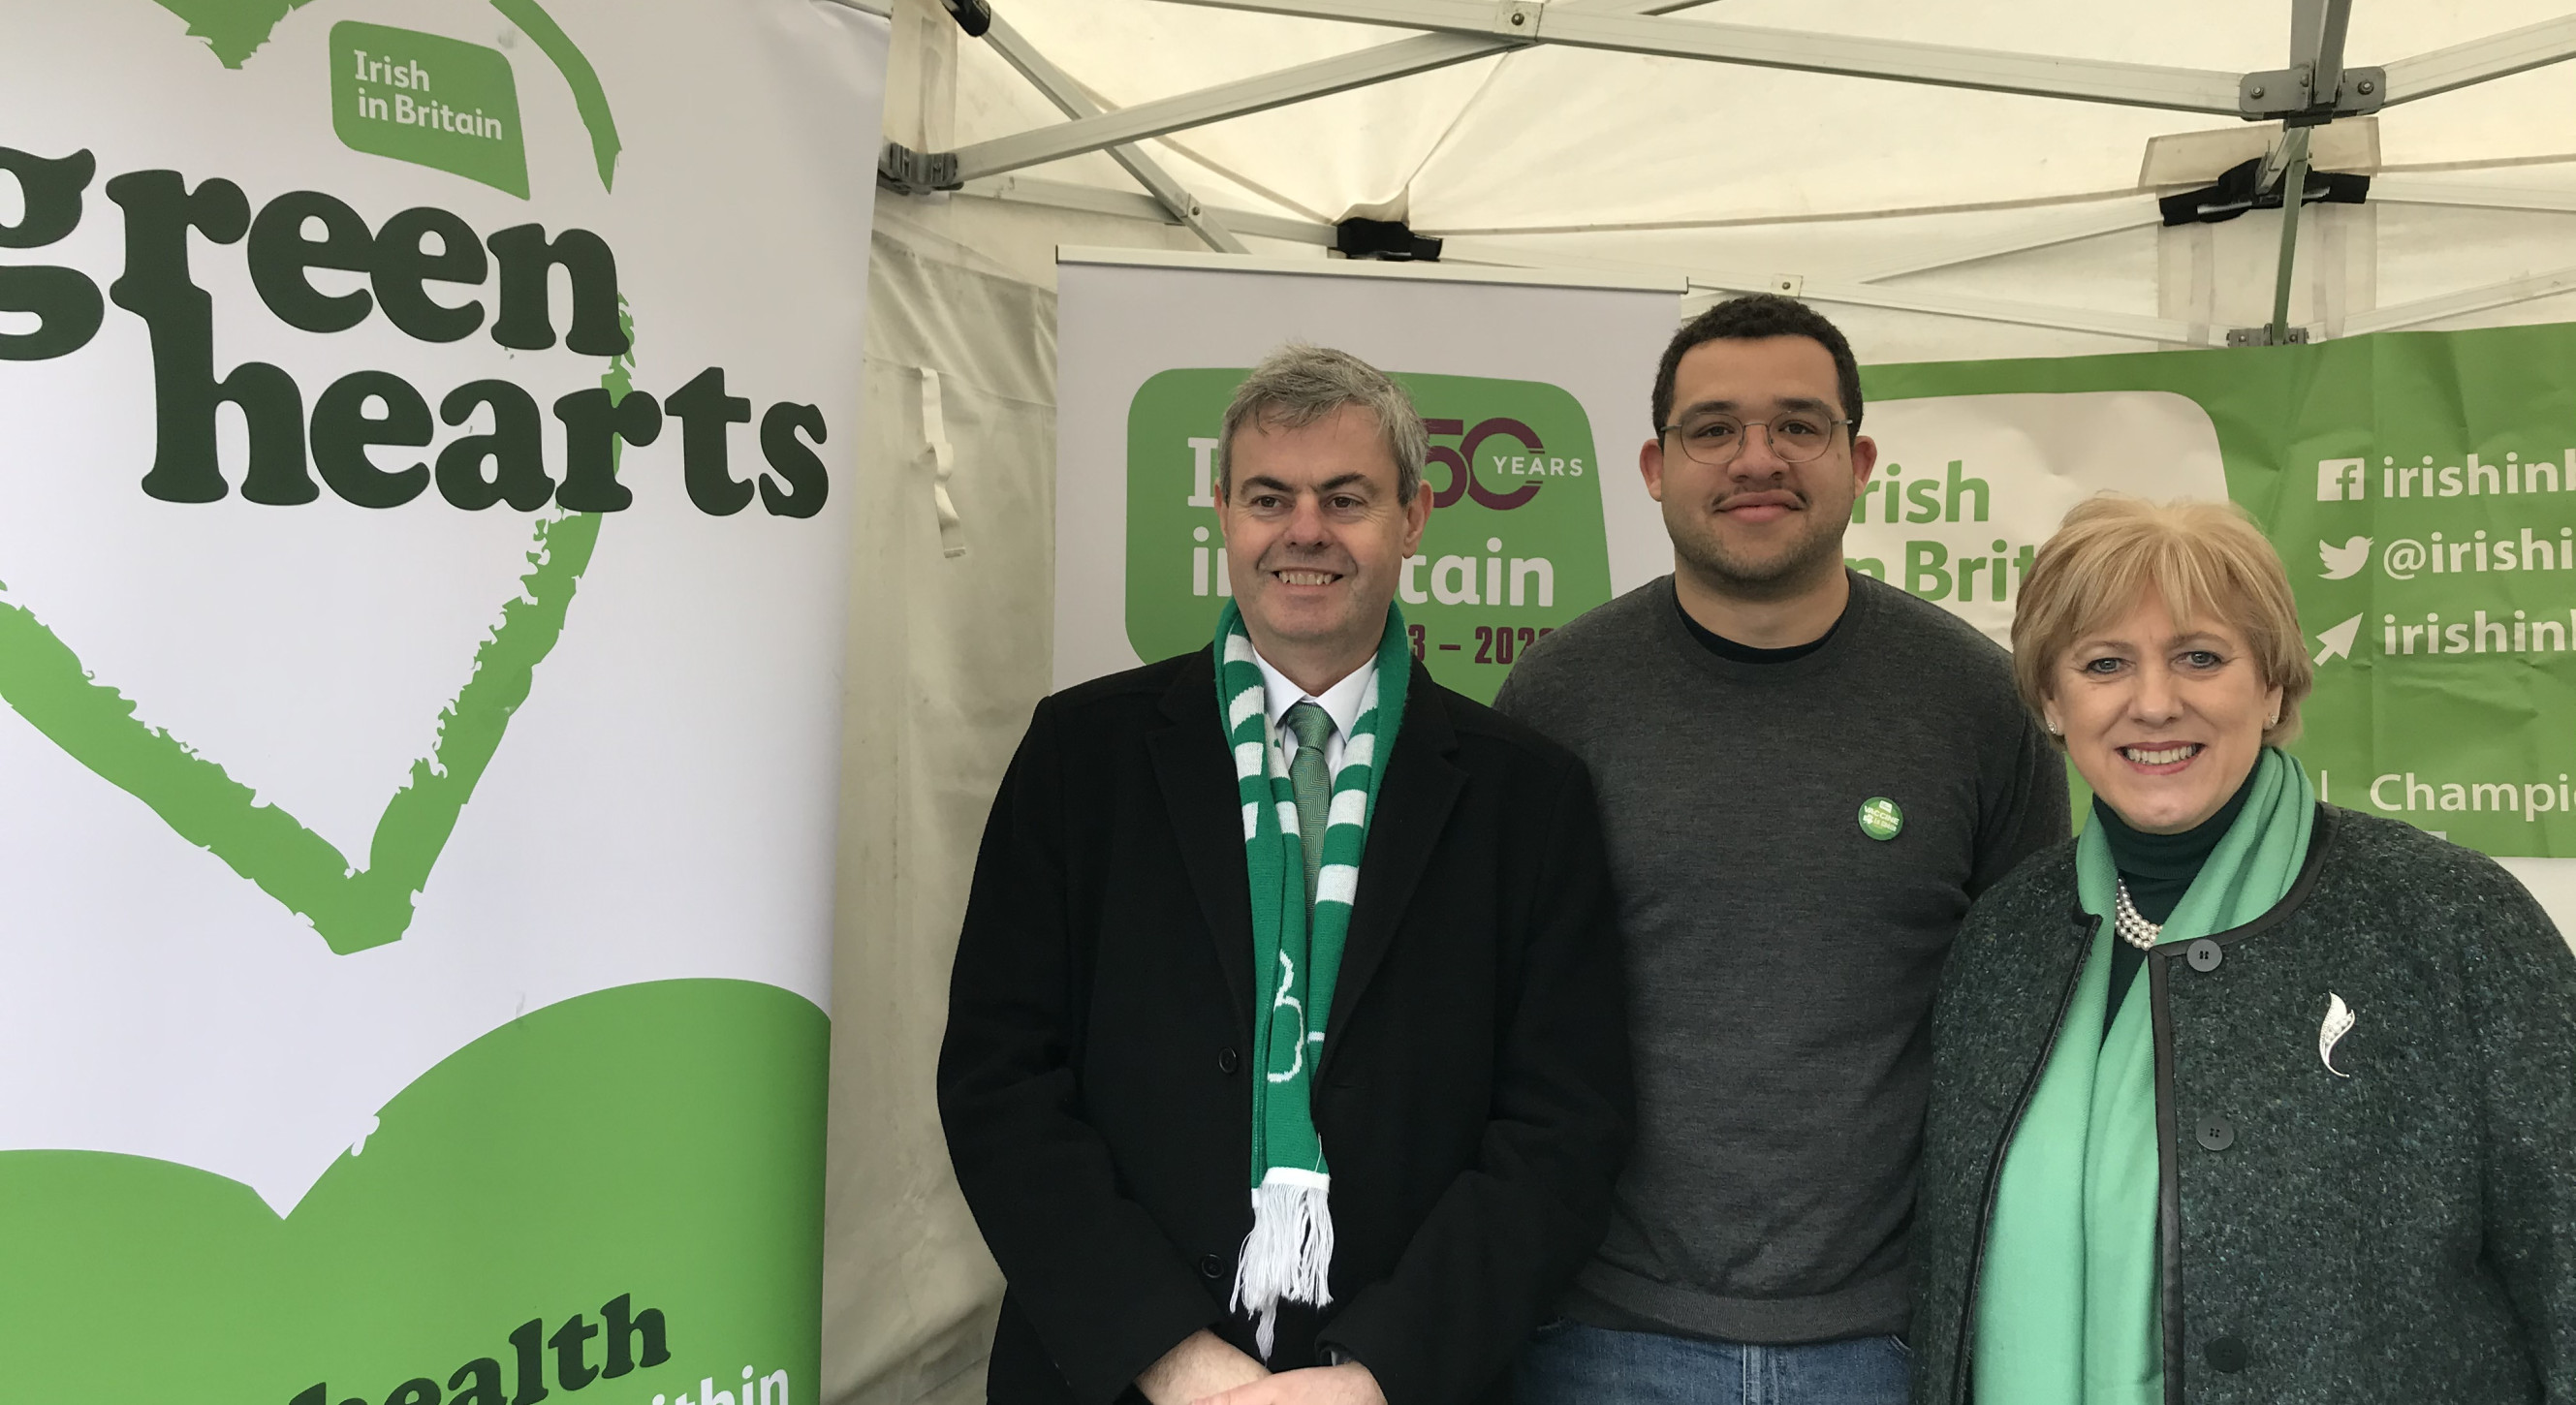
left=1228, top=1171, right=1334, bottom=1359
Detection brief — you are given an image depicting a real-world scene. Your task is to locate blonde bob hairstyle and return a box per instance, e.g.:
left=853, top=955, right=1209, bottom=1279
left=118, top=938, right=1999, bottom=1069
left=2010, top=495, right=2313, bottom=750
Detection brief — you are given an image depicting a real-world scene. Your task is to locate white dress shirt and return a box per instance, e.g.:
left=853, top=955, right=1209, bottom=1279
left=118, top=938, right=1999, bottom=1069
left=1252, top=649, right=1371, bottom=777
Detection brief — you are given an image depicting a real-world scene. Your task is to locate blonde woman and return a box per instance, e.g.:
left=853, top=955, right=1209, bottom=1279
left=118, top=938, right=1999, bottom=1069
left=1910, top=496, right=2576, bottom=1404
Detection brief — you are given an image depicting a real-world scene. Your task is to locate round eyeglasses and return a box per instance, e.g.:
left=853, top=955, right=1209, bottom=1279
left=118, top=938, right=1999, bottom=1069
left=1660, top=410, right=1849, bottom=467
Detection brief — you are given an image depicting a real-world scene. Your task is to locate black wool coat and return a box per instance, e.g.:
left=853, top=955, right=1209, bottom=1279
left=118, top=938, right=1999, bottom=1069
left=937, top=647, right=1633, bottom=1405
left=1913, top=805, right=2576, bottom=1405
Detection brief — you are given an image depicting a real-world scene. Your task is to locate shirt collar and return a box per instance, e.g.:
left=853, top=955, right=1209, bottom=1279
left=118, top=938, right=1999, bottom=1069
left=1251, top=648, right=1372, bottom=740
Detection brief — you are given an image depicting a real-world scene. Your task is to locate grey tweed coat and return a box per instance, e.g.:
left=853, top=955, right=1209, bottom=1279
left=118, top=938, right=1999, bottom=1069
left=1912, top=804, right=2576, bottom=1405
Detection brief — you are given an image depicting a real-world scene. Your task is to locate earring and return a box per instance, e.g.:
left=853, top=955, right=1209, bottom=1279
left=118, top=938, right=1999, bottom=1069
left=2268, top=711, right=2279, bottom=727
left=2045, top=720, right=2062, bottom=735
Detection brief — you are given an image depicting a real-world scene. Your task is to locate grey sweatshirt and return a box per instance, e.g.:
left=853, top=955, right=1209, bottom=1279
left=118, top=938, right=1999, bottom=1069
left=1493, top=573, right=2067, bottom=1345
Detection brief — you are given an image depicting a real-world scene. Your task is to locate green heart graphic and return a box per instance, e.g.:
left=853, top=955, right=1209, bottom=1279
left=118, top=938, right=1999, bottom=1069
left=0, top=345, right=633, bottom=954
left=0, top=979, right=828, bottom=1399
left=13, top=0, right=636, bottom=952
left=491, top=0, right=624, bottom=192
left=151, top=0, right=319, bottom=68
left=151, top=0, right=623, bottom=190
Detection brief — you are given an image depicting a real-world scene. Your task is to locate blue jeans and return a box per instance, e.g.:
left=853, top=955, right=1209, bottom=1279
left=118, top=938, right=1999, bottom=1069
left=1514, top=1320, right=1911, bottom=1405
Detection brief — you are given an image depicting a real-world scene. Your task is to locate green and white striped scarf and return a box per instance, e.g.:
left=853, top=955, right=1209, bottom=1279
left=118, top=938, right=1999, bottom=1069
left=1213, top=599, right=1409, bottom=1358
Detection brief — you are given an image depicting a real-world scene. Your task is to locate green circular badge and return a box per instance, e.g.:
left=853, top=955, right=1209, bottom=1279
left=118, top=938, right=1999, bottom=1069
left=1858, top=796, right=1903, bottom=841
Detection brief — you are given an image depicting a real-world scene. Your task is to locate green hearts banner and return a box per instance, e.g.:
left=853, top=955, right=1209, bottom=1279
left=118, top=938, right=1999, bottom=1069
left=0, top=3, right=884, bottom=1400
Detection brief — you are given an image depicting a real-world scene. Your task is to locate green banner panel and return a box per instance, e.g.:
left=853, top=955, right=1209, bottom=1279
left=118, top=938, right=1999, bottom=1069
left=1865, top=324, right=2576, bottom=857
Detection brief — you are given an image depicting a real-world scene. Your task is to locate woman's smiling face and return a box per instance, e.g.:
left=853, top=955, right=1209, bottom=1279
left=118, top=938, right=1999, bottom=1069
left=2046, top=589, right=2284, bottom=835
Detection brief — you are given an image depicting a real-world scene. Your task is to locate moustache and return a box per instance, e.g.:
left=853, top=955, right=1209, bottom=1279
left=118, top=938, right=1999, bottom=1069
left=1712, top=488, right=1811, bottom=511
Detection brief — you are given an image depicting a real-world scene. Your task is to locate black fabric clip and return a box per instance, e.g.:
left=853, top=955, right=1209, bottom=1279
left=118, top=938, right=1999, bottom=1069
left=1335, top=217, right=1443, bottom=262
left=2159, top=157, right=2370, bottom=227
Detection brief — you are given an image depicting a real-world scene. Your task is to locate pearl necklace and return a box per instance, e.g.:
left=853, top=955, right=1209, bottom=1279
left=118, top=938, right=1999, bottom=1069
left=2112, top=881, right=2162, bottom=951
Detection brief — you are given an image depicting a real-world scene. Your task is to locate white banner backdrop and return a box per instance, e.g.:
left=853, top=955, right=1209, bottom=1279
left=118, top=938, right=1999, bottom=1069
left=0, top=3, right=881, bottom=1399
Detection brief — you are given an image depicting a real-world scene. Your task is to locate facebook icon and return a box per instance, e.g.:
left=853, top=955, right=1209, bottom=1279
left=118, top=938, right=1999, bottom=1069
left=2317, top=457, right=2367, bottom=501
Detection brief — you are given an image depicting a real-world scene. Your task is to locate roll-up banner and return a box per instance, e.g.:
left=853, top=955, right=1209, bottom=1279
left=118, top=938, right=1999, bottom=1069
left=0, top=5, right=883, bottom=1401
left=1054, top=255, right=2576, bottom=910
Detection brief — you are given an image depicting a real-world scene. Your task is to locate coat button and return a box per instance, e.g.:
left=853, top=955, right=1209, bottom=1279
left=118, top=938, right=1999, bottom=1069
left=2205, top=1335, right=2248, bottom=1372
left=2196, top=1115, right=2235, bottom=1151
left=1198, top=1253, right=1225, bottom=1279
left=2185, top=939, right=2223, bottom=972
left=1218, top=1047, right=1241, bottom=1075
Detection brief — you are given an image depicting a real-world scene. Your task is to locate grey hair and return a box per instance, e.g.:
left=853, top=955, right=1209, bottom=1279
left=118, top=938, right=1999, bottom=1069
left=1215, top=343, right=1428, bottom=505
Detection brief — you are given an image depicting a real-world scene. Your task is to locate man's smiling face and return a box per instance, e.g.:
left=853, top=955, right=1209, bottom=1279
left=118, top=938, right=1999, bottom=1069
left=1218, top=403, right=1429, bottom=679
left=1644, top=335, right=1874, bottom=598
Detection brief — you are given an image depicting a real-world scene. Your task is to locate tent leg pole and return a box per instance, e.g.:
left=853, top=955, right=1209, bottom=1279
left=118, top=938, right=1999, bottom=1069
left=2270, top=147, right=2310, bottom=341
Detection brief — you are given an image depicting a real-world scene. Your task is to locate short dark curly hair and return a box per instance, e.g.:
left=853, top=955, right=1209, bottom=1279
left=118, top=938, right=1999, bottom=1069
left=1651, top=294, right=1864, bottom=439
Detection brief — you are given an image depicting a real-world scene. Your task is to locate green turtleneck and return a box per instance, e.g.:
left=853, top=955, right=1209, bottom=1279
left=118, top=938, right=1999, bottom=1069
left=2092, top=765, right=2260, bottom=1039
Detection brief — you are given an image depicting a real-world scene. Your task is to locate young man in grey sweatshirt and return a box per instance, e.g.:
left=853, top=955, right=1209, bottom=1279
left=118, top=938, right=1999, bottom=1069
left=1496, top=296, right=2067, bottom=1405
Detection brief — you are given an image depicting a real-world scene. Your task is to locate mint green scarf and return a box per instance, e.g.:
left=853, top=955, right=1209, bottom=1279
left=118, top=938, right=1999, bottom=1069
left=1974, top=747, right=2314, bottom=1404
left=1212, top=601, right=1409, bottom=1358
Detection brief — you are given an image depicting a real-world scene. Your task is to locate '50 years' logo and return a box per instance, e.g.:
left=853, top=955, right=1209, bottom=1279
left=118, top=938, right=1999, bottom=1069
left=1424, top=417, right=1566, bottom=511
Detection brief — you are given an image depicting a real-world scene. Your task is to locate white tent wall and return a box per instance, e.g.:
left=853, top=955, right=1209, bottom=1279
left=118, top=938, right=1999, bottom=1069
left=822, top=20, right=1207, bottom=1402
left=823, top=3, right=2576, bottom=1400
left=826, top=211, right=1063, bottom=1405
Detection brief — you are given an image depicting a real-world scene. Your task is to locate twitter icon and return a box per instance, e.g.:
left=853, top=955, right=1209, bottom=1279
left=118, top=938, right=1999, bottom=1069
left=2319, top=537, right=2372, bottom=579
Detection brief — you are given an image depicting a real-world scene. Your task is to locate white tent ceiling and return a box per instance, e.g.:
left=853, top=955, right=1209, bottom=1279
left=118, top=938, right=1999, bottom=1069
left=858, top=0, right=2576, bottom=354
left=947, top=1, right=2576, bottom=224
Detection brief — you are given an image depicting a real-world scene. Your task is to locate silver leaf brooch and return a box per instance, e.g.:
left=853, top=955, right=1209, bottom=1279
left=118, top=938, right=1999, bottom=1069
left=2319, top=992, right=2356, bottom=1077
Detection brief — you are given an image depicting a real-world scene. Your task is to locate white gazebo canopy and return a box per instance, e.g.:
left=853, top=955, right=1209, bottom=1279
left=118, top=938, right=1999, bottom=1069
left=857, top=0, right=2576, bottom=357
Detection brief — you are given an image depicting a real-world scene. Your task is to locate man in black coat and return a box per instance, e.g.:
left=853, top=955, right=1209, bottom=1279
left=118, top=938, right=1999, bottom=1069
left=938, top=345, right=1631, bottom=1405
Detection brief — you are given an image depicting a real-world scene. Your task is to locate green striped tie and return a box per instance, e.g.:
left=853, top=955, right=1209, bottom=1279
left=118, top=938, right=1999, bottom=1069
left=1282, top=702, right=1334, bottom=910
